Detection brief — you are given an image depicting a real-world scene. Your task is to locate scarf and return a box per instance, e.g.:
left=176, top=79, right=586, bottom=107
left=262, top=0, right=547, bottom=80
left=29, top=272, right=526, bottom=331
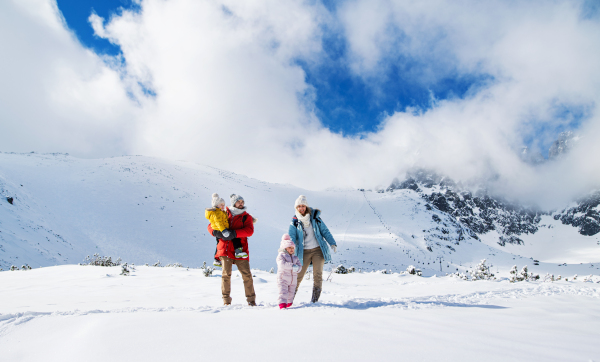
left=295, top=208, right=311, bottom=229
left=229, top=206, right=247, bottom=217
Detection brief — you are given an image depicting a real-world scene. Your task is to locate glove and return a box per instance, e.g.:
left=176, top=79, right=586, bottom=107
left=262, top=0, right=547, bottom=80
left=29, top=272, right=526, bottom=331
left=292, top=265, right=300, bottom=273
left=212, top=230, right=223, bottom=238
left=221, top=229, right=231, bottom=238
left=221, top=229, right=237, bottom=240
left=331, top=245, right=337, bottom=253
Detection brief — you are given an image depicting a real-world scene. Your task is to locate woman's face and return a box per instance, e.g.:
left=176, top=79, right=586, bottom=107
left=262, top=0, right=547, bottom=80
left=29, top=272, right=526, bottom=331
left=235, top=200, right=245, bottom=208
left=286, top=246, right=295, bottom=254
left=296, top=204, right=307, bottom=215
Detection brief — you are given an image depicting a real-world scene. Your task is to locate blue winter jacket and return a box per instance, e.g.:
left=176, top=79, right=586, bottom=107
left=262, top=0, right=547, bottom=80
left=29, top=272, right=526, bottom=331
left=288, top=208, right=336, bottom=265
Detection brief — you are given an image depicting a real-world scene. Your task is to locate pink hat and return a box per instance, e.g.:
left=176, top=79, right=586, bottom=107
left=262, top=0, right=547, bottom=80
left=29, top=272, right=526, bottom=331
left=280, top=234, right=295, bottom=249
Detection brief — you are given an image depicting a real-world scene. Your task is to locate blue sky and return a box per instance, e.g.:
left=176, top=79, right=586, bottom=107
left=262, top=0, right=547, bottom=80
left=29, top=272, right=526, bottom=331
left=57, top=0, right=490, bottom=137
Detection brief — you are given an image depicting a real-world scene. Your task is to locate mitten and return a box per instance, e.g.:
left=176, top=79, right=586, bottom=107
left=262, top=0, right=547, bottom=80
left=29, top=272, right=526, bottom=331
left=221, top=229, right=237, bottom=240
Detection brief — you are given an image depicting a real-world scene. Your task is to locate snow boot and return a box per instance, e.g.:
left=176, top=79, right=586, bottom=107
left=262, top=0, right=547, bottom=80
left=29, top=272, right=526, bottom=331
left=286, top=303, right=292, bottom=308
left=248, top=301, right=257, bottom=306
left=311, top=287, right=321, bottom=303
left=279, top=303, right=287, bottom=309
left=235, top=248, right=248, bottom=258
left=213, top=259, right=222, bottom=267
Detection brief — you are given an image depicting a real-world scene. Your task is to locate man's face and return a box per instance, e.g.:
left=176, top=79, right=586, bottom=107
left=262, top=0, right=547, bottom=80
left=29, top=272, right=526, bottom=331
left=297, top=205, right=307, bottom=215
left=235, top=200, right=245, bottom=208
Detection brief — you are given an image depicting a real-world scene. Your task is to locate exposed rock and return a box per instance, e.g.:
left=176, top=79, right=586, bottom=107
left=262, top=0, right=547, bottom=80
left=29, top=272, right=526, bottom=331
left=553, top=191, right=600, bottom=236
left=548, top=131, right=578, bottom=159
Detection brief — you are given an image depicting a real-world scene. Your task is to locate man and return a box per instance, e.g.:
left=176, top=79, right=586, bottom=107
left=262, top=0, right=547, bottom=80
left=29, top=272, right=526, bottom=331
left=208, top=194, right=257, bottom=306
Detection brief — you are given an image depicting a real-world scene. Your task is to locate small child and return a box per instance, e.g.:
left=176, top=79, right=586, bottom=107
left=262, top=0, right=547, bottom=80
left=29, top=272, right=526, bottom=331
left=205, top=193, right=246, bottom=267
left=276, top=234, right=302, bottom=309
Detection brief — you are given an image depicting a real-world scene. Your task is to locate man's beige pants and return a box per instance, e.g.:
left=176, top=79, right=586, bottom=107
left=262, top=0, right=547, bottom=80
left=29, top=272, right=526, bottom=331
left=220, top=256, right=256, bottom=304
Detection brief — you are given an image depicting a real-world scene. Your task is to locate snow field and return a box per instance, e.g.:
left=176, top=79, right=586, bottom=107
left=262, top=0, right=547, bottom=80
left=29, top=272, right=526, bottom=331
left=1, top=265, right=599, bottom=361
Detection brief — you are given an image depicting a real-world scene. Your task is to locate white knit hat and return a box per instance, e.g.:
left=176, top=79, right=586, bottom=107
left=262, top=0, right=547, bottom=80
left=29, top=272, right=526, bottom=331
left=211, top=193, right=225, bottom=208
left=230, top=193, right=244, bottom=207
left=295, top=195, right=308, bottom=208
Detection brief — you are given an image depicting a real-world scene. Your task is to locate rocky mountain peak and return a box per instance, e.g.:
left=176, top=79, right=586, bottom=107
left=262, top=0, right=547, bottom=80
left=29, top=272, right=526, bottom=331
left=388, top=169, right=599, bottom=247
left=548, top=131, right=578, bottom=159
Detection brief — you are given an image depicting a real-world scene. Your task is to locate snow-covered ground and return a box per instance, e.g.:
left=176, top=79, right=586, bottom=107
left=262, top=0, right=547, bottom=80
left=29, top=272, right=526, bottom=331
left=1, top=265, right=599, bottom=361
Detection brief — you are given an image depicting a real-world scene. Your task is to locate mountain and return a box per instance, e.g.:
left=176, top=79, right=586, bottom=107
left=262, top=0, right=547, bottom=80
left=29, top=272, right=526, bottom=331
left=0, top=152, right=598, bottom=276
left=388, top=169, right=600, bottom=264
left=520, top=131, right=581, bottom=164
left=553, top=192, right=600, bottom=236
left=548, top=131, right=579, bottom=159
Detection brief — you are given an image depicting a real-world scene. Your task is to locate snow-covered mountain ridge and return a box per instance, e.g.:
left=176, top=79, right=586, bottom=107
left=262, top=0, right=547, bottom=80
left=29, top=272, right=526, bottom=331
left=0, top=152, right=598, bottom=276
left=388, top=169, right=600, bottom=263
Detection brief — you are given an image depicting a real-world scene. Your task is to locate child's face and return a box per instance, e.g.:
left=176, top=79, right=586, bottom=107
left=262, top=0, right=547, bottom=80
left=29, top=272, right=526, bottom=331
left=286, top=246, right=295, bottom=254
left=218, top=203, right=225, bottom=210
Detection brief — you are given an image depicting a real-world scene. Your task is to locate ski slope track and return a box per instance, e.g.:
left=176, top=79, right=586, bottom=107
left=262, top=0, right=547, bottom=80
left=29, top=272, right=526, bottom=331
left=0, top=152, right=599, bottom=276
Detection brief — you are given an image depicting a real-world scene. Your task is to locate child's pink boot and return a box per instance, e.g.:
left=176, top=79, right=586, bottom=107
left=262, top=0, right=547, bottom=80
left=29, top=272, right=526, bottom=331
left=286, top=303, right=292, bottom=308
left=279, top=303, right=287, bottom=309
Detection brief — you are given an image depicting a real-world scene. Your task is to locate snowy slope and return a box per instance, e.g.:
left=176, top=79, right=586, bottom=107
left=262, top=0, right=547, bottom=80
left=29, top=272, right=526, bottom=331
left=1, top=265, right=599, bottom=361
left=0, top=152, right=599, bottom=277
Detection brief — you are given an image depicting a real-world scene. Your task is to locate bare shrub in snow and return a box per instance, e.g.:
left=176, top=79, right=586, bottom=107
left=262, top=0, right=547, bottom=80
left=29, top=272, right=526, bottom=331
left=451, top=272, right=469, bottom=280
left=165, top=263, right=183, bottom=268
left=153, top=261, right=161, bottom=267
left=200, top=261, right=214, bottom=277
left=269, top=267, right=274, bottom=274
left=10, top=265, right=18, bottom=271
left=333, top=265, right=355, bottom=274
left=543, top=273, right=555, bottom=282
left=509, top=265, right=519, bottom=282
left=529, top=273, right=540, bottom=281
left=470, top=259, right=495, bottom=280
left=510, top=265, right=538, bottom=282
left=84, top=254, right=122, bottom=267
left=519, top=266, right=529, bottom=281
left=120, top=264, right=130, bottom=276
left=406, top=265, right=422, bottom=276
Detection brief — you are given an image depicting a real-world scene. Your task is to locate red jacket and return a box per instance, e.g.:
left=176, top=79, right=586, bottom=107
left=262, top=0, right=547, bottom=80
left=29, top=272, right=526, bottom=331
left=208, top=208, right=254, bottom=260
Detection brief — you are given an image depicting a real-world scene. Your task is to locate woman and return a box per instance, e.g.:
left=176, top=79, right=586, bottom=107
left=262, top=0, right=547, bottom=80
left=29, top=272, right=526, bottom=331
left=288, top=195, right=337, bottom=303
left=208, top=194, right=257, bottom=306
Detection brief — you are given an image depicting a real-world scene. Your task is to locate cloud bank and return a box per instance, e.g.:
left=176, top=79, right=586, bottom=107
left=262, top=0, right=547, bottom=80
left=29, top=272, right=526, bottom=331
left=1, top=0, right=600, bottom=208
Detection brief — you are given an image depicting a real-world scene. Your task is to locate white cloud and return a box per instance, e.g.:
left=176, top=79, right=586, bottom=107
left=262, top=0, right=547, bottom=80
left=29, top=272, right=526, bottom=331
left=1, top=0, right=599, bottom=208
left=0, top=0, right=137, bottom=156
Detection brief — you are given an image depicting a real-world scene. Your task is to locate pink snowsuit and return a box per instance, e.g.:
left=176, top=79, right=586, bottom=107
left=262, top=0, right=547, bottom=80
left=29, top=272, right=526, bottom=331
left=276, top=250, right=302, bottom=304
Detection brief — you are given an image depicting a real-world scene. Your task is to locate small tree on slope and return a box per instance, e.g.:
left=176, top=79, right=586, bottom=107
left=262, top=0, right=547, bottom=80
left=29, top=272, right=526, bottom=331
left=470, top=259, right=495, bottom=281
